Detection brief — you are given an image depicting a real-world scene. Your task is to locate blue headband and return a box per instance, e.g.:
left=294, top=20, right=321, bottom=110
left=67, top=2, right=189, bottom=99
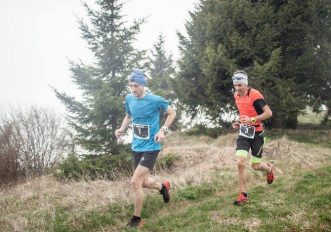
left=128, top=69, right=147, bottom=86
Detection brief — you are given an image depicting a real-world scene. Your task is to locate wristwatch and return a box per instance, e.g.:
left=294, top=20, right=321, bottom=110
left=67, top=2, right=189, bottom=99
left=162, top=126, right=169, bottom=134
left=250, top=117, right=257, bottom=124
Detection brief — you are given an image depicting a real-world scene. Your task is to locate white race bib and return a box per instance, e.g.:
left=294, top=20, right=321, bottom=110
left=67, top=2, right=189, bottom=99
left=133, top=124, right=150, bottom=140
left=239, top=124, right=255, bottom=139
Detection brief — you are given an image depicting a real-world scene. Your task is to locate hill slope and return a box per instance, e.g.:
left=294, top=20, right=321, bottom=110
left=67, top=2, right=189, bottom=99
left=0, top=131, right=330, bottom=231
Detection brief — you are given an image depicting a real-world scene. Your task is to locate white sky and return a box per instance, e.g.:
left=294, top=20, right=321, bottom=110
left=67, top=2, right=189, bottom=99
left=0, top=0, right=198, bottom=113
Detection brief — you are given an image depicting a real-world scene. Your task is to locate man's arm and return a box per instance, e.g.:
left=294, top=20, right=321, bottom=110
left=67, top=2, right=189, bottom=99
left=115, top=114, right=131, bottom=139
left=161, top=106, right=176, bottom=131
left=240, top=105, right=272, bottom=125
left=254, top=105, right=272, bottom=121
left=155, top=106, right=176, bottom=143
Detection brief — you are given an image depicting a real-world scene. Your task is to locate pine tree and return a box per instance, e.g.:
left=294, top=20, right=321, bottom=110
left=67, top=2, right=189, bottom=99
left=147, top=34, right=183, bottom=129
left=54, top=0, right=146, bottom=155
left=174, top=0, right=331, bottom=128
left=147, top=34, right=176, bottom=100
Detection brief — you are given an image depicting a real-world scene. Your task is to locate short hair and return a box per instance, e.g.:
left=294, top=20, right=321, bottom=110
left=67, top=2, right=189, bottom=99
left=233, top=70, right=248, bottom=77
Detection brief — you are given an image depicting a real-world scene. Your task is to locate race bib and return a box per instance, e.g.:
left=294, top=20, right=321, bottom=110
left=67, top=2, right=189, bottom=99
left=239, top=124, right=255, bottom=139
left=133, top=124, right=150, bottom=140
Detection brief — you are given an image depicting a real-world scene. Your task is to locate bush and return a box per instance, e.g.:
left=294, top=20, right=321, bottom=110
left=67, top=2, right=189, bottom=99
left=0, top=124, right=22, bottom=186
left=54, top=145, right=132, bottom=181
left=185, top=124, right=231, bottom=138
left=0, top=106, right=72, bottom=181
left=155, top=153, right=179, bottom=170
left=55, top=147, right=181, bottom=181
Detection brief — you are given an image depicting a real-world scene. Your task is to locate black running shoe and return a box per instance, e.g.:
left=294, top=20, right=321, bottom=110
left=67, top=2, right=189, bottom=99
left=126, top=216, right=144, bottom=228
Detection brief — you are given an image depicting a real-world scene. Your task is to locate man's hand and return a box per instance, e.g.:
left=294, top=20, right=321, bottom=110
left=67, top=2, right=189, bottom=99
left=232, top=121, right=240, bottom=129
left=239, top=115, right=252, bottom=125
left=154, top=130, right=166, bottom=143
left=115, top=129, right=125, bottom=139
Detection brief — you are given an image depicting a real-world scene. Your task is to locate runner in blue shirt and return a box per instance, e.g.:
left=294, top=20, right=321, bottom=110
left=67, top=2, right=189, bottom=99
left=115, top=69, right=176, bottom=229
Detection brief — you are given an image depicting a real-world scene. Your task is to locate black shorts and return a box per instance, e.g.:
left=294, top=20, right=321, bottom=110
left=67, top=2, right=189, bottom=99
left=132, top=150, right=160, bottom=170
left=236, top=130, right=265, bottom=158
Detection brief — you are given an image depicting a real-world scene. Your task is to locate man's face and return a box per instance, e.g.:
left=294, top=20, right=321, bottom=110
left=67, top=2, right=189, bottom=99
left=233, top=83, right=247, bottom=95
left=128, top=82, right=145, bottom=98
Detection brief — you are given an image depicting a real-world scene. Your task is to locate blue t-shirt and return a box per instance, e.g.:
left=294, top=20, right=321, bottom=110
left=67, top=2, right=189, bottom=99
left=125, top=93, right=169, bottom=152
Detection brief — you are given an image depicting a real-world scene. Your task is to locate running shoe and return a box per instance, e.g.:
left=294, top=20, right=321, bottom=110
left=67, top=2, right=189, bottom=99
left=267, top=163, right=276, bottom=184
left=234, top=192, right=249, bottom=206
left=126, top=216, right=144, bottom=228
left=160, top=180, right=170, bottom=203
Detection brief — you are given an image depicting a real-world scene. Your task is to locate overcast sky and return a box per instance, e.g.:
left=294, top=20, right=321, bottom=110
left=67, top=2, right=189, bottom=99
left=0, top=0, right=198, bottom=113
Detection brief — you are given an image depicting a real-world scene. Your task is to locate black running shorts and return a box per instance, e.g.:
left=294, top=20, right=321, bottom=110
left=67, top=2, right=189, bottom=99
left=132, top=150, right=160, bottom=170
left=236, top=130, right=265, bottom=158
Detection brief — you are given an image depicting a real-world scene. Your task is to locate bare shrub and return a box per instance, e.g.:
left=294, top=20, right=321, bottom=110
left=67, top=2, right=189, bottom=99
left=0, top=123, right=20, bottom=185
left=0, top=106, right=72, bottom=182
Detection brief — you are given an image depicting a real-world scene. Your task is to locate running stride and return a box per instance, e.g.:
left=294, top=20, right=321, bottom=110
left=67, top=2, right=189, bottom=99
left=115, top=69, right=176, bottom=228
left=231, top=70, right=276, bottom=206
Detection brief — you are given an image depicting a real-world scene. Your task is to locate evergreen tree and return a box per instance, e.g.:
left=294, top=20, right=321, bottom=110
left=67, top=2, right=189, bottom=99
left=174, top=0, right=236, bottom=125
left=175, top=0, right=331, bottom=128
left=54, top=0, right=146, bottom=155
left=147, top=34, right=176, bottom=101
left=147, top=34, right=183, bottom=129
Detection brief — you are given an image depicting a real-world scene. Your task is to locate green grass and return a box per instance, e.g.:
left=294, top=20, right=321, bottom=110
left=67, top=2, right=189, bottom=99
left=297, top=109, right=327, bottom=125
left=137, top=166, right=331, bottom=232
left=2, top=126, right=330, bottom=232
left=264, top=109, right=331, bottom=148
left=45, top=166, right=331, bottom=232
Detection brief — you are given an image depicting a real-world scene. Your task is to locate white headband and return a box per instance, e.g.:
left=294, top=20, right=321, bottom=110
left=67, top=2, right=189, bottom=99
left=232, top=72, right=248, bottom=85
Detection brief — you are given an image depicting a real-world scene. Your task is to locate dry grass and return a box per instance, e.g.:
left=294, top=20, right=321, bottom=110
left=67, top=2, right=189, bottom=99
left=0, top=175, right=132, bottom=231
left=1, top=131, right=331, bottom=231
left=210, top=211, right=261, bottom=232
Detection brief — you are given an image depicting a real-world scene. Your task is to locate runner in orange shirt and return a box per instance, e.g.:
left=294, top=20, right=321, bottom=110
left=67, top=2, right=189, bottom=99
left=231, top=70, right=276, bottom=205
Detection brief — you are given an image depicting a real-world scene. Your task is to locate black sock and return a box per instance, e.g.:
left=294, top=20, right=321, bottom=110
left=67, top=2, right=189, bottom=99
left=132, top=215, right=141, bottom=221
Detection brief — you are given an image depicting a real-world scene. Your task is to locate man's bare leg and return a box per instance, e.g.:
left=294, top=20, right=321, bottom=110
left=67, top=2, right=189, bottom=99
left=237, top=156, right=247, bottom=193
left=131, top=165, right=150, bottom=217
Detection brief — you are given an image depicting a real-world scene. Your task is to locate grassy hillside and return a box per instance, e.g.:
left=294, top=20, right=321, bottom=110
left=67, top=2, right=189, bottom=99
left=0, top=129, right=330, bottom=232
left=139, top=166, right=331, bottom=232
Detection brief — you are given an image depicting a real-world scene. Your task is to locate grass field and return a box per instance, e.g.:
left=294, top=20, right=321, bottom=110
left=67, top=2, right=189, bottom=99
left=297, top=109, right=327, bottom=125
left=1, top=126, right=331, bottom=231
left=139, top=166, right=331, bottom=232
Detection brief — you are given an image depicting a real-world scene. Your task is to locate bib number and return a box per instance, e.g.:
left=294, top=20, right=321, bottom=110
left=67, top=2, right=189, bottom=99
left=133, top=124, right=150, bottom=140
left=239, top=124, right=255, bottom=139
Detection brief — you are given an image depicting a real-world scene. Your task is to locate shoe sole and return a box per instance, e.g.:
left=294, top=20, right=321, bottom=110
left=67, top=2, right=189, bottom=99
left=163, top=180, right=171, bottom=203
left=267, top=164, right=276, bottom=184
left=163, top=180, right=170, bottom=191
left=234, top=200, right=249, bottom=206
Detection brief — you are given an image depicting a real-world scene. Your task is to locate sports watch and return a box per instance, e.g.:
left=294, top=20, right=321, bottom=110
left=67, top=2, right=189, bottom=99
left=250, top=117, right=257, bottom=124
left=162, top=126, right=169, bottom=134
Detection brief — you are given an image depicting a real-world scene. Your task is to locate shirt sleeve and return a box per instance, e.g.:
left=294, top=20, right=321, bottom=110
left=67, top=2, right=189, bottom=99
left=155, top=95, right=169, bottom=112
left=253, top=99, right=267, bottom=114
left=252, top=90, right=267, bottom=115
